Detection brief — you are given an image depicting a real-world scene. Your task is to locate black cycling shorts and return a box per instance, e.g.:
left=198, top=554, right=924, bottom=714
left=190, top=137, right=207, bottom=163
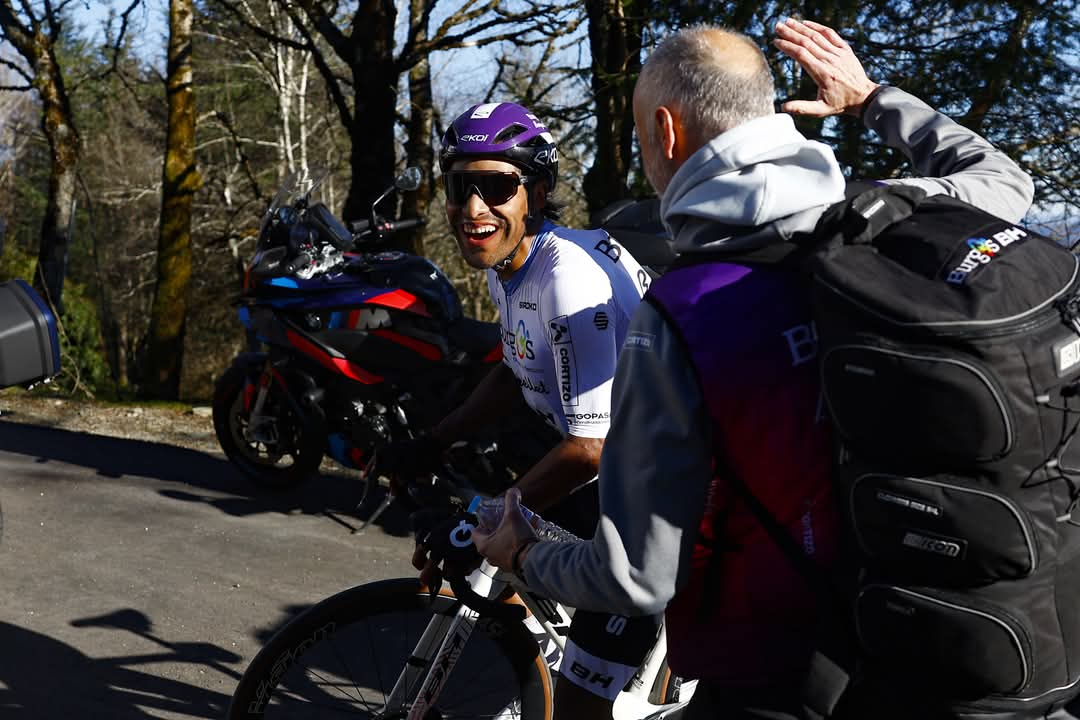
left=560, top=609, right=662, bottom=700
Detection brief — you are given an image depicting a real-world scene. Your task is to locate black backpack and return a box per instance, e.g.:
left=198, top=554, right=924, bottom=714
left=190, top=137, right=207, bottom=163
left=723, top=184, right=1080, bottom=717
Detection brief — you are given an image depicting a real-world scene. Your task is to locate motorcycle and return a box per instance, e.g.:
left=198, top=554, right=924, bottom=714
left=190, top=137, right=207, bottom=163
left=212, top=167, right=558, bottom=502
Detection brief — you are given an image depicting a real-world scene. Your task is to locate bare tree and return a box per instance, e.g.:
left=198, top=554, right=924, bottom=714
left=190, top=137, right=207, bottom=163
left=210, top=0, right=580, bottom=248
left=0, top=0, right=84, bottom=310
left=581, top=0, right=645, bottom=216
left=145, top=0, right=201, bottom=398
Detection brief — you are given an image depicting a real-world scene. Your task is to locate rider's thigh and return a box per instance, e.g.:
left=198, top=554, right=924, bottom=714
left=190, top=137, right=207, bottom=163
left=559, top=610, right=661, bottom=701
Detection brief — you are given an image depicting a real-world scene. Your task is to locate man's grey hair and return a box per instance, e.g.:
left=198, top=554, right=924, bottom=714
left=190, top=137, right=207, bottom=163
left=637, top=25, right=775, bottom=144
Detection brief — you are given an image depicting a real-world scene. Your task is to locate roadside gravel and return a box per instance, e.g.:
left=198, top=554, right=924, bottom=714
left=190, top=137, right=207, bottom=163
left=0, top=391, right=221, bottom=456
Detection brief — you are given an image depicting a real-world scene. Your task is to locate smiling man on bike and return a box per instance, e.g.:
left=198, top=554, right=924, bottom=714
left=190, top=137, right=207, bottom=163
left=393, top=101, right=656, bottom=720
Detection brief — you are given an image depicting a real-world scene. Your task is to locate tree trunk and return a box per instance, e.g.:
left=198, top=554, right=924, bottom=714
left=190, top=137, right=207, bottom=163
left=959, top=1, right=1036, bottom=134
left=402, top=0, right=434, bottom=257
left=145, top=0, right=201, bottom=399
left=32, top=38, right=80, bottom=313
left=582, top=0, right=644, bottom=219
left=341, top=0, right=398, bottom=224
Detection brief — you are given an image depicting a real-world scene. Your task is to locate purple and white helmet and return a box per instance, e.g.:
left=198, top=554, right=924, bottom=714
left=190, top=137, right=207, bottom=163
left=439, top=102, right=559, bottom=191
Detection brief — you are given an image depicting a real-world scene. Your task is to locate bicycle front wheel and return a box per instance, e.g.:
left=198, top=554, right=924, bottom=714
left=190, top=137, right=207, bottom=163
left=228, top=577, right=552, bottom=719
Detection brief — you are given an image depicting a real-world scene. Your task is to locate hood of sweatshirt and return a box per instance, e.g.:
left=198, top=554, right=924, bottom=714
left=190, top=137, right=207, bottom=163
left=660, top=113, right=846, bottom=254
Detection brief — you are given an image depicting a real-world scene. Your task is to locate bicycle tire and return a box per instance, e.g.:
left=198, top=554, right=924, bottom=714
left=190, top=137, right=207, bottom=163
left=228, top=577, right=553, bottom=719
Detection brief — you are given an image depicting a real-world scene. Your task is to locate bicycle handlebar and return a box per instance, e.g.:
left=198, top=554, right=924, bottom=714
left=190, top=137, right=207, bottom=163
left=447, top=574, right=526, bottom=624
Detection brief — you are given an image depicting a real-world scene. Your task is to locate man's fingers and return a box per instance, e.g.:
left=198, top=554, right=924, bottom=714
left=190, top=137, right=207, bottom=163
left=471, top=525, right=493, bottom=553
left=781, top=99, right=838, bottom=117
left=775, top=26, right=836, bottom=70
left=420, top=562, right=443, bottom=594
left=773, top=38, right=830, bottom=77
left=803, top=20, right=848, bottom=49
left=779, top=18, right=846, bottom=60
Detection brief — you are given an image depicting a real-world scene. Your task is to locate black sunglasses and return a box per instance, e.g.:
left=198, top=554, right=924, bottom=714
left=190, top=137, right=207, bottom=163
left=443, top=171, right=533, bottom=207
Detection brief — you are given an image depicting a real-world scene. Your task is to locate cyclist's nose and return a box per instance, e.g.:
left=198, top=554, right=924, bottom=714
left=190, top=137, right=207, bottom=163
left=463, top=187, right=490, bottom=215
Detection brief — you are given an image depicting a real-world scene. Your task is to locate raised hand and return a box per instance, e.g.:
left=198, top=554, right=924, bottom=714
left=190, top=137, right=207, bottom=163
left=773, top=18, right=881, bottom=118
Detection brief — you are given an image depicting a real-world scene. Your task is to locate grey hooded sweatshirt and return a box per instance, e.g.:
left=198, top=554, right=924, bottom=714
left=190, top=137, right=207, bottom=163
left=520, top=86, right=1035, bottom=617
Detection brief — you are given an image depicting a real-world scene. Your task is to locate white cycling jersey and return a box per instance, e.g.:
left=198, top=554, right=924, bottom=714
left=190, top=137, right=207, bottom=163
left=487, top=219, right=651, bottom=439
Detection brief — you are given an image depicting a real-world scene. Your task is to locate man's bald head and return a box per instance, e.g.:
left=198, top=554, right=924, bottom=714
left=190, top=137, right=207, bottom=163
left=635, top=25, right=775, bottom=152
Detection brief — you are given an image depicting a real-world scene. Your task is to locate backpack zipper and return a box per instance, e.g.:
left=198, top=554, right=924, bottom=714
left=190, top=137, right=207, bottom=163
left=813, top=268, right=1080, bottom=342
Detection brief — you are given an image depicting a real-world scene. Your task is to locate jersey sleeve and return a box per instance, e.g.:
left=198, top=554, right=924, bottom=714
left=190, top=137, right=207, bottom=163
left=539, top=260, right=620, bottom=439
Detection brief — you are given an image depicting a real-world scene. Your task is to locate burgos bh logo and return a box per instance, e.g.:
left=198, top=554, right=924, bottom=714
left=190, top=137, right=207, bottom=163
left=516, top=319, right=535, bottom=360
left=945, top=226, right=1027, bottom=285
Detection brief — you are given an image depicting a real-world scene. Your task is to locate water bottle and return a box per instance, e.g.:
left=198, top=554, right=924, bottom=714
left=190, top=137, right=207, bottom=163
left=467, top=495, right=582, bottom=543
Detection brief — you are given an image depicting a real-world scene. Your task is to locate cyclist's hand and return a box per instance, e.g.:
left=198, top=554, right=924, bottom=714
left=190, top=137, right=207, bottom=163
left=412, top=540, right=444, bottom=594
left=473, top=488, right=538, bottom=573
left=379, top=434, right=444, bottom=488
left=412, top=508, right=483, bottom=597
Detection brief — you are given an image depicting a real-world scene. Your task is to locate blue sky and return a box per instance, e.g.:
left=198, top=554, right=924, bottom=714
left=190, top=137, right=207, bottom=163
left=78, top=0, right=167, bottom=65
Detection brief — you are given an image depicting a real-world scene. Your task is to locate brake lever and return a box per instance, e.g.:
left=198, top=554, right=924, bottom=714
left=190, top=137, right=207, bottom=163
left=448, top=574, right=526, bottom=624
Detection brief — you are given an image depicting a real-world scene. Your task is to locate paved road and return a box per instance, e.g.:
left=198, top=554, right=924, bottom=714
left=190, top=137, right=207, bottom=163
left=0, top=422, right=417, bottom=719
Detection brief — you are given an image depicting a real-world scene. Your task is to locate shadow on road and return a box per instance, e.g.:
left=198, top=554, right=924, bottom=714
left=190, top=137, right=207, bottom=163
left=0, top=610, right=235, bottom=718
left=0, top=422, right=411, bottom=536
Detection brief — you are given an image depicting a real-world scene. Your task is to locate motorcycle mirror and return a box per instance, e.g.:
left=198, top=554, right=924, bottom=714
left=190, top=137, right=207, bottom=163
left=395, top=167, right=422, bottom=192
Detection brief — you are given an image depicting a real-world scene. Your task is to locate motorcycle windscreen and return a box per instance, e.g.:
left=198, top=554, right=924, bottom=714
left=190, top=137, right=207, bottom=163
left=0, top=279, right=61, bottom=388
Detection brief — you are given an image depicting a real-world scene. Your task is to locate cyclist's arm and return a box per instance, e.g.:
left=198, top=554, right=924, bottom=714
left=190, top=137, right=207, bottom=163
left=864, top=86, right=1034, bottom=222
left=513, top=435, right=602, bottom=513
left=521, top=303, right=712, bottom=614
left=431, top=362, right=520, bottom=446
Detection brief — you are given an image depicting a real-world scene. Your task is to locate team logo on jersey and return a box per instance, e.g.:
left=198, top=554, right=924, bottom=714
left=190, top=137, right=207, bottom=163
left=593, top=311, right=609, bottom=330
left=516, top=319, right=535, bottom=360
left=558, top=344, right=578, bottom=406
left=549, top=317, right=571, bottom=345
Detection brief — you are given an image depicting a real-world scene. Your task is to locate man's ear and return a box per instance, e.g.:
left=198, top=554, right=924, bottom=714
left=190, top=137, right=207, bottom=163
left=655, top=106, right=677, bottom=161
left=531, top=178, right=549, bottom=207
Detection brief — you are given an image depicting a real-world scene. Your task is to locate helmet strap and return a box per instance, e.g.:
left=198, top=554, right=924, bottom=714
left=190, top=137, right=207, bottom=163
left=493, top=180, right=543, bottom=273
left=492, top=231, right=526, bottom=272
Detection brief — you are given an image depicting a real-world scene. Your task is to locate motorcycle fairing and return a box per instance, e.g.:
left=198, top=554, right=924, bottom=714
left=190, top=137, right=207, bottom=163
left=283, top=326, right=384, bottom=385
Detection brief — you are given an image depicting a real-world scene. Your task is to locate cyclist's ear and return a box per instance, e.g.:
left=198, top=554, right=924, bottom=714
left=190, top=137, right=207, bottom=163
left=530, top=178, right=549, bottom=208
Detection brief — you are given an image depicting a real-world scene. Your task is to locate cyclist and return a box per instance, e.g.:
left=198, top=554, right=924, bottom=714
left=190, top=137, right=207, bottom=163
left=396, top=101, right=655, bottom=720
left=474, top=19, right=1035, bottom=720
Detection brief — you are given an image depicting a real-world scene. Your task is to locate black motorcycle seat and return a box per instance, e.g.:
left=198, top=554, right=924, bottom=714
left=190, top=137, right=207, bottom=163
left=447, top=317, right=501, bottom=360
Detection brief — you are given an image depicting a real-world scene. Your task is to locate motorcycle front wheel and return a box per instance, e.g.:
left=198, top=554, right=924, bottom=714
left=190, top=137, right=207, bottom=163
left=213, top=363, right=325, bottom=489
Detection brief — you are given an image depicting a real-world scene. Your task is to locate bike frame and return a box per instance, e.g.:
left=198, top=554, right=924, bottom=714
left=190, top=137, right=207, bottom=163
left=381, top=560, right=694, bottom=720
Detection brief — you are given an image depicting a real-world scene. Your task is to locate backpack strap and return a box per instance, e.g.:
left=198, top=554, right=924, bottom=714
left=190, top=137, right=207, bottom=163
left=717, top=456, right=857, bottom=720
left=821, top=183, right=928, bottom=247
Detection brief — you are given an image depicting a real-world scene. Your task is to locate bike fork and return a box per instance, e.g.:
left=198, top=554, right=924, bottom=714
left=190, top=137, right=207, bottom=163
left=243, top=361, right=276, bottom=443
left=381, top=569, right=498, bottom=719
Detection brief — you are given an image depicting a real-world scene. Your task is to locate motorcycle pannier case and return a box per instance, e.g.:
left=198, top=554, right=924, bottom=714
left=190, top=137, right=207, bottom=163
left=0, top=279, right=60, bottom=388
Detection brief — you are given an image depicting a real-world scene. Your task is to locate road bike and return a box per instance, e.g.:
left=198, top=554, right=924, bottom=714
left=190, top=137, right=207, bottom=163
left=226, top=473, right=695, bottom=719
